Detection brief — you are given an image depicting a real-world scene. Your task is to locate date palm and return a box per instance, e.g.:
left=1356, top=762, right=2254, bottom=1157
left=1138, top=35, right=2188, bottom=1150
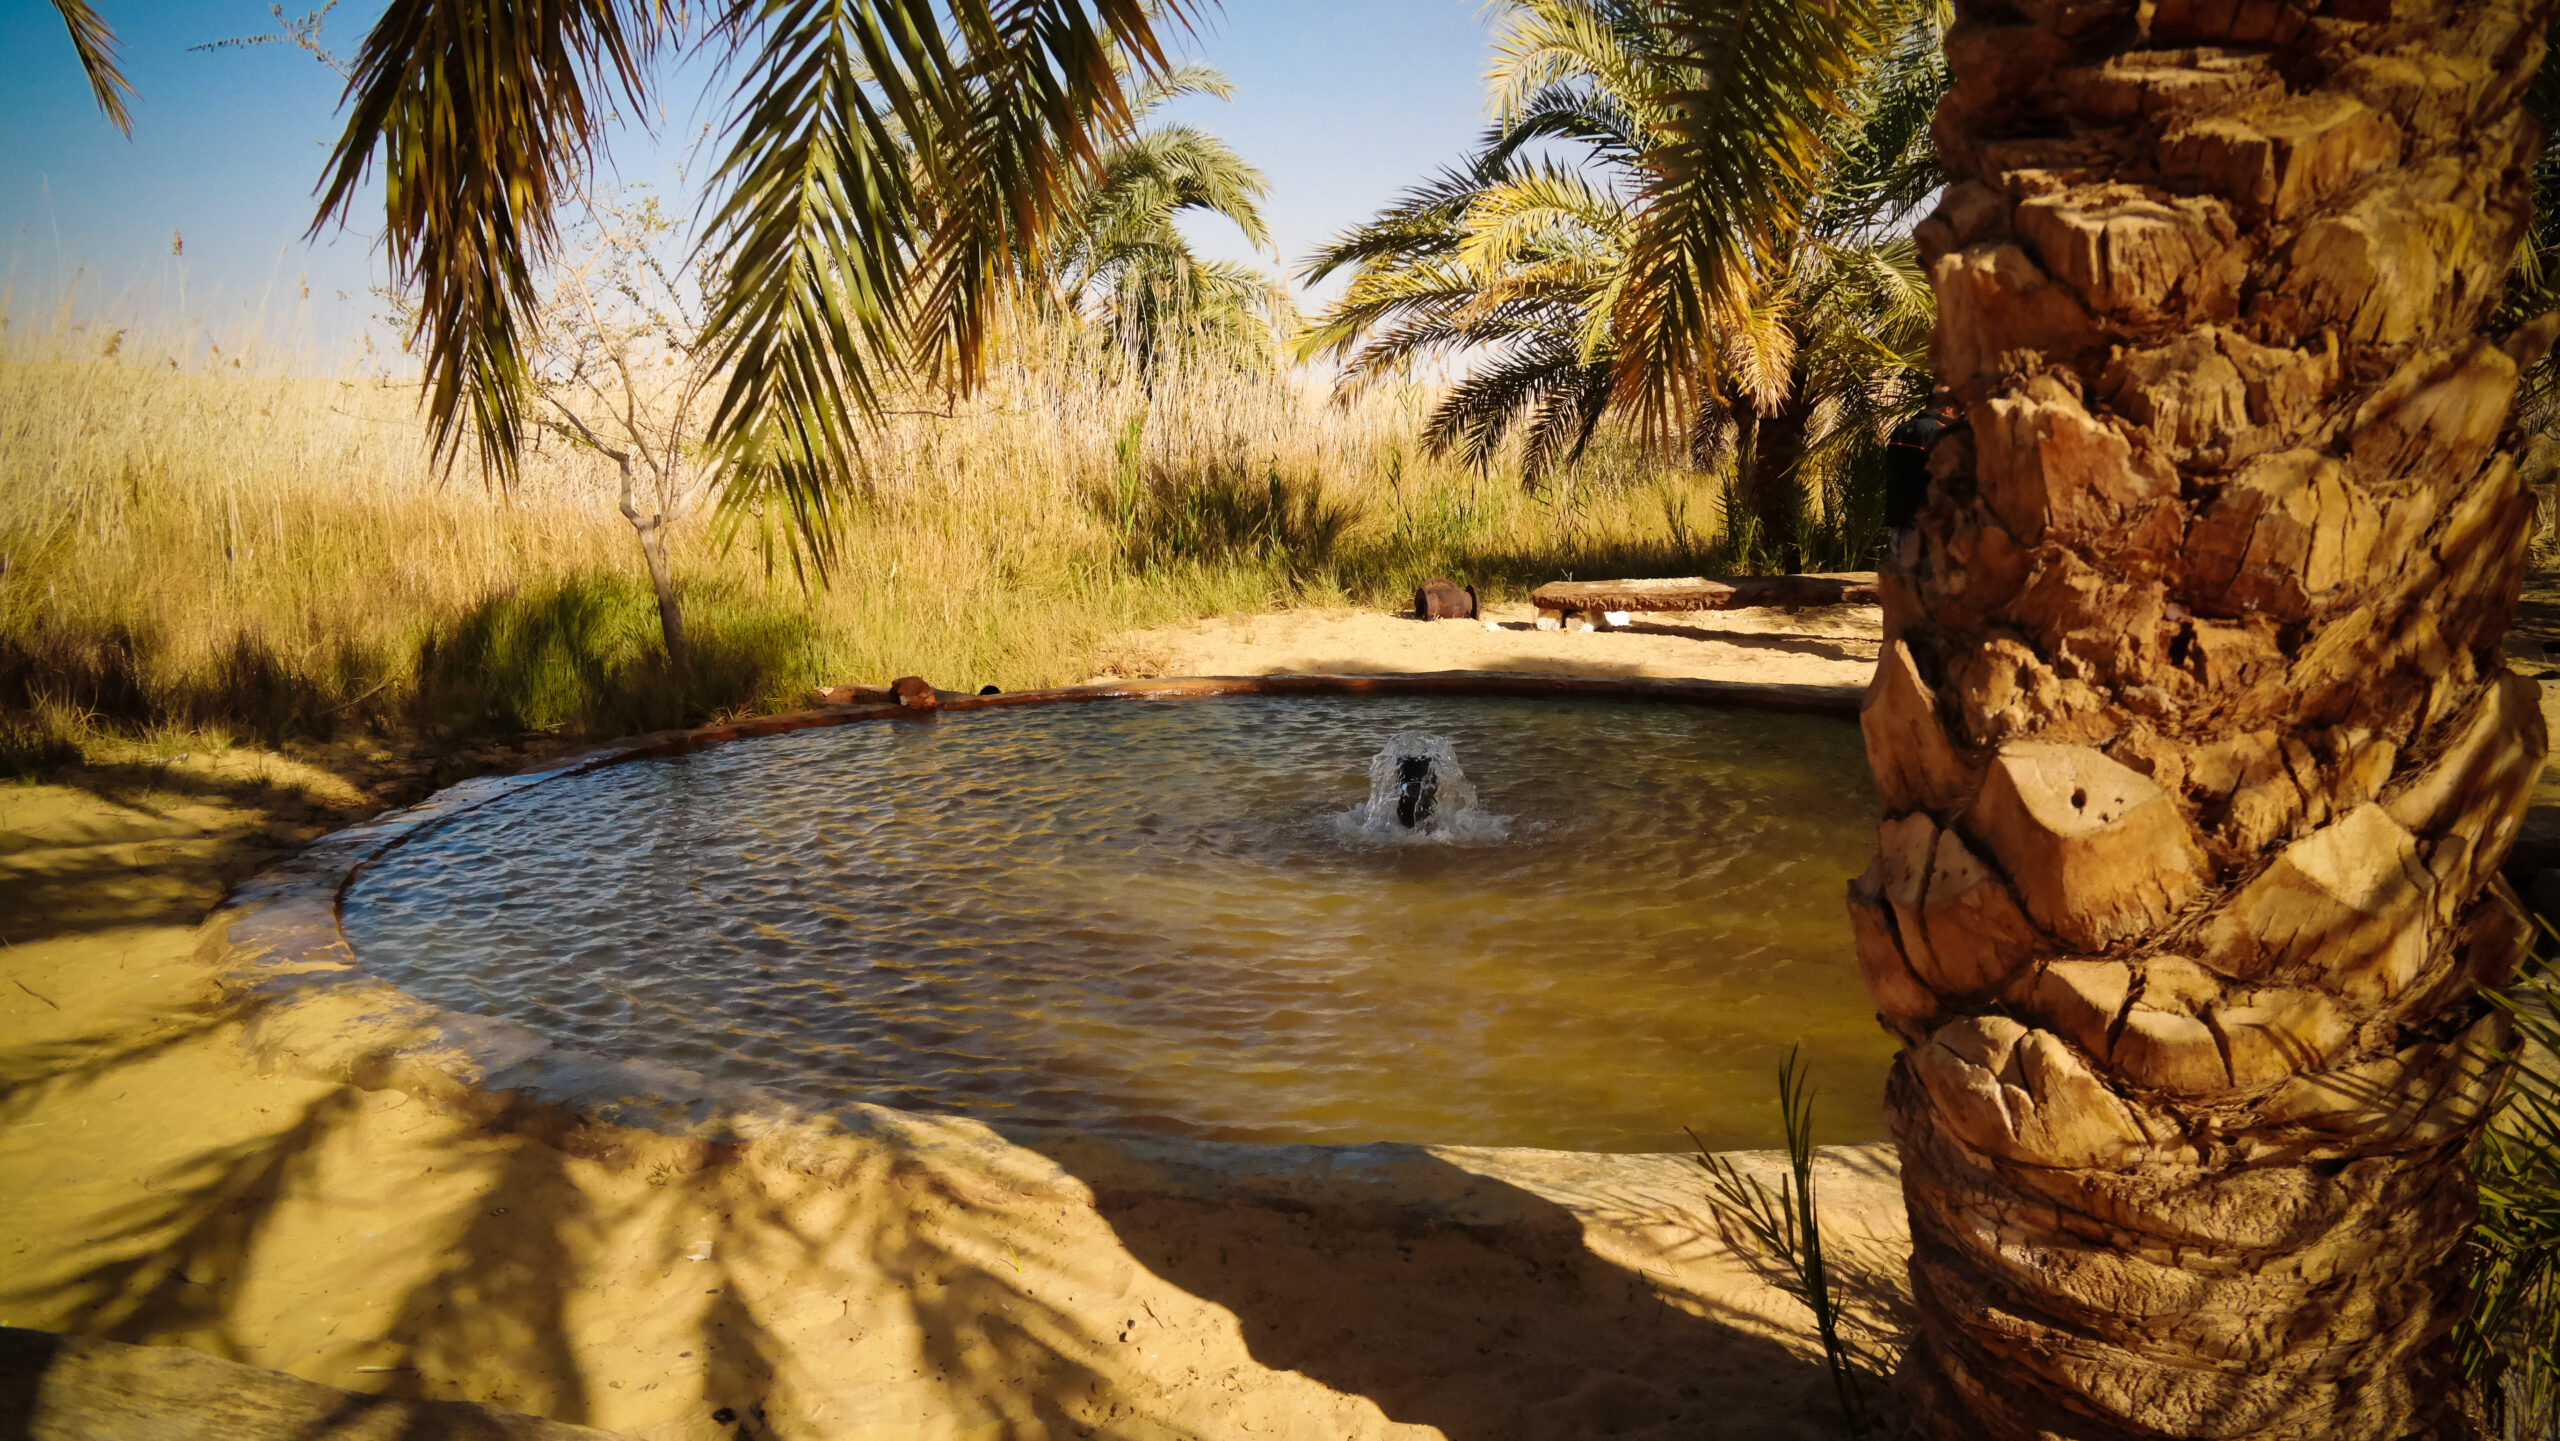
left=1301, top=0, right=1942, bottom=556
left=1752, top=0, right=2560, bottom=1432
left=1299, top=155, right=1636, bottom=485
left=1049, top=63, right=1282, bottom=378
left=309, top=0, right=1191, bottom=572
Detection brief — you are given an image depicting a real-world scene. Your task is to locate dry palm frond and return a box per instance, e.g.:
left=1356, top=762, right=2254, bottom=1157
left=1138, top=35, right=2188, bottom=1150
left=47, top=0, right=134, bottom=134
left=1718, top=295, right=1798, bottom=419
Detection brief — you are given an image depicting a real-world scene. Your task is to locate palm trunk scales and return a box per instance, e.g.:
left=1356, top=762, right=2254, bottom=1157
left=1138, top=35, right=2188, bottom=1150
left=1859, top=1, right=2558, bottom=1435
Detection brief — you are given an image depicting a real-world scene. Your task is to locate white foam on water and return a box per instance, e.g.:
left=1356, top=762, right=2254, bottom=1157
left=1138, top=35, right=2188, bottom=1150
left=1332, top=730, right=1512, bottom=845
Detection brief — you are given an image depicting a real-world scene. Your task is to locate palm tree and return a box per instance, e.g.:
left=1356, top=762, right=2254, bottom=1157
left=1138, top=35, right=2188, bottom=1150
left=1301, top=0, right=1941, bottom=565
left=1704, top=0, right=2559, bottom=1430
left=306, top=0, right=1193, bottom=573
left=1299, top=155, right=1636, bottom=485
left=1606, top=0, right=1945, bottom=569
left=1048, top=63, right=1286, bottom=379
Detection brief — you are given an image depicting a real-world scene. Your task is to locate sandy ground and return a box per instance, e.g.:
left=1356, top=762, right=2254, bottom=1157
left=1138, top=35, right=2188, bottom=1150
left=0, top=607, right=1912, bottom=1441
left=1090, top=603, right=1883, bottom=690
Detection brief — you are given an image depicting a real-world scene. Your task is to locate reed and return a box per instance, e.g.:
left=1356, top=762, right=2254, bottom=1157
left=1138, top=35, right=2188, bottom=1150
left=0, top=295, right=1765, bottom=770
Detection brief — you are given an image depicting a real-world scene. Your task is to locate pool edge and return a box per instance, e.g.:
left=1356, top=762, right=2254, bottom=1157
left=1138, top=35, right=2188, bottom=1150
left=194, top=670, right=1895, bottom=1230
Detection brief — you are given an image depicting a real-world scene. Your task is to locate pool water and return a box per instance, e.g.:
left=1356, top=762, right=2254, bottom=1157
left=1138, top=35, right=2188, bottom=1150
left=342, top=696, right=1892, bottom=1152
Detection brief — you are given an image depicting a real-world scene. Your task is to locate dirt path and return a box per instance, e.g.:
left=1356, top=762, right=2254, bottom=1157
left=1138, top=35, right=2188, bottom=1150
left=1, top=610, right=1910, bottom=1441
left=1091, top=602, right=1882, bottom=690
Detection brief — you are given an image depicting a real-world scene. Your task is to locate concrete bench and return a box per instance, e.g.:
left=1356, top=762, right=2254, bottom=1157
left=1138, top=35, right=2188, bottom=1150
left=1531, top=573, right=1881, bottom=630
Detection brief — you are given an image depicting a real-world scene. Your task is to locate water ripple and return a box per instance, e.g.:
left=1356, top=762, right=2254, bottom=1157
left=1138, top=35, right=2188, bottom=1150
left=343, top=696, right=1891, bottom=1152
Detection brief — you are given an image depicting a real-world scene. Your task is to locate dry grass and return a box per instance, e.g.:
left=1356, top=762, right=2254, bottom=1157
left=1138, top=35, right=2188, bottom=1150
left=0, top=299, right=1746, bottom=770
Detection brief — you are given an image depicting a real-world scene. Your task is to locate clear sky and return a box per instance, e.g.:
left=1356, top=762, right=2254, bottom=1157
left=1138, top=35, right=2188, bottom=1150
left=0, top=1, right=1498, bottom=363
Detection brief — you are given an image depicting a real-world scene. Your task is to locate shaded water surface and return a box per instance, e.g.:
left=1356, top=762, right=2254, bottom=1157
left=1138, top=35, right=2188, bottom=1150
left=343, top=697, right=1891, bottom=1151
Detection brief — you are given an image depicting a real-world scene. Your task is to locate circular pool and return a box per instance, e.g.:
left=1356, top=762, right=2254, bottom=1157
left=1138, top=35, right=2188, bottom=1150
left=342, top=695, right=1890, bottom=1152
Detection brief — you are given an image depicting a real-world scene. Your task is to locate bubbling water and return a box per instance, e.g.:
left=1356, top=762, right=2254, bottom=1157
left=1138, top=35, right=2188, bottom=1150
left=1336, top=730, right=1510, bottom=844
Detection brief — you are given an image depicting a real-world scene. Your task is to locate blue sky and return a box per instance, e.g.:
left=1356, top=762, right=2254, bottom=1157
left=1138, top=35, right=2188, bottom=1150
left=0, top=1, right=1498, bottom=360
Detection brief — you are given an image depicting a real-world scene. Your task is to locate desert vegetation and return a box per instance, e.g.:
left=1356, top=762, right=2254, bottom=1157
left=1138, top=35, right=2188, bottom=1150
left=19, top=0, right=2560, bottom=1435
left=4, top=0, right=1936, bottom=772
left=0, top=288, right=1758, bottom=771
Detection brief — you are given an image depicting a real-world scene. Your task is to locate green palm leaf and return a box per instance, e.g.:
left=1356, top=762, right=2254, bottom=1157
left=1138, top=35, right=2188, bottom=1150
left=1608, top=0, right=1907, bottom=429
left=315, top=0, right=1185, bottom=563
left=313, top=0, right=672, bottom=483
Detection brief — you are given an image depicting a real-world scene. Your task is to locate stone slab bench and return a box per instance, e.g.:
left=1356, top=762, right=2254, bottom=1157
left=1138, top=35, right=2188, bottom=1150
left=1531, top=573, right=1881, bottom=630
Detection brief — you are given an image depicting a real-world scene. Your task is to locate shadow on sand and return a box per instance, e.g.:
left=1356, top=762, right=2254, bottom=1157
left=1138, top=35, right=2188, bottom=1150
left=1060, top=1146, right=1862, bottom=1439
left=0, top=978, right=1893, bottom=1440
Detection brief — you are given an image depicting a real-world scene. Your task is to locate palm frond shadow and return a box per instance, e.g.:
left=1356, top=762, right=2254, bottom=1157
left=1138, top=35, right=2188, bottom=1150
left=1687, top=1154, right=1913, bottom=1375
left=13, top=1082, right=370, bottom=1357
left=0, top=1014, right=236, bottom=1129
left=2, top=997, right=1254, bottom=1438
left=1064, top=1143, right=1854, bottom=1437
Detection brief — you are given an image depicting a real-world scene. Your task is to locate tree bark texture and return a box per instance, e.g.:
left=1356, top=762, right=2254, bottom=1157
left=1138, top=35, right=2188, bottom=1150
left=1861, top=3, right=2559, bottom=1436
left=633, top=516, right=689, bottom=673
left=613, top=454, right=689, bottom=672
left=1744, top=390, right=1816, bottom=573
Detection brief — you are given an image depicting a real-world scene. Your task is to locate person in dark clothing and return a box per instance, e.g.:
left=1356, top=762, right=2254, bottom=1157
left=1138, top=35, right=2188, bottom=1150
left=1884, top=386, right=1959, bottom=565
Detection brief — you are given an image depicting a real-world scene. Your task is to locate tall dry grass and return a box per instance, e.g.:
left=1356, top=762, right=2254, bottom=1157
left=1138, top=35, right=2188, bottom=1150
left=0, top=297, right=1748, bottom=770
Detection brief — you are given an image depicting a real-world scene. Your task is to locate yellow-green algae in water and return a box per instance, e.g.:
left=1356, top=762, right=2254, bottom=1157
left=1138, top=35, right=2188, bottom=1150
left=343, top=696, right=1891, bottom=1152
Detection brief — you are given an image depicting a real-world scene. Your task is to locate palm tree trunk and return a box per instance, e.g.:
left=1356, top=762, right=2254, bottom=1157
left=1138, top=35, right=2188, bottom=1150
left=1863, top=3, right=2557, bottom=1435
left=1745, top=391, right=1813, bottom=574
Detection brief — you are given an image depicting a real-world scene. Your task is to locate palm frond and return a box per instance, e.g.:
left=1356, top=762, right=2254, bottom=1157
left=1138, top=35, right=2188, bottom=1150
left=1419, top=333, right=1599, bottom=472
left=1609, top=0, right=1903, bottom=430
left=1720, top=293, right=1798, bottom=417
left=1803, top=15, right=1950, bottom=242
left=695, top=0, right=916, bottom=575
left=49, top=0, right=134, bottom=134
left=1307, top=0, right=1941, bottom=501
left=1479, top=81, right=1649, bottom=170
left=313, top=0, right=672, bottom=483
left=319, top=0, right=1181, bottom=561
left=1301, top=161, right=1509, bottom=284
left=1486, top=0, right=1660, bottom=137
left=1517, top=353, right=1618, bottom=483
left=1454, top=162, right=1631, bottom=280
left=902, top=0, right=1194, bottom=395
left=1046, top=67, right=1274, bottom=376
left=1128, top=59, right=1232, bottom=114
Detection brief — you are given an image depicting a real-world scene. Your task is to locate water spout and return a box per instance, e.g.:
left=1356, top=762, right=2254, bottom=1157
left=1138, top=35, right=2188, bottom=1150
left=1395, top=754, right=1437, bottom=828
left=1343, top=731, right=1505, bottom=843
